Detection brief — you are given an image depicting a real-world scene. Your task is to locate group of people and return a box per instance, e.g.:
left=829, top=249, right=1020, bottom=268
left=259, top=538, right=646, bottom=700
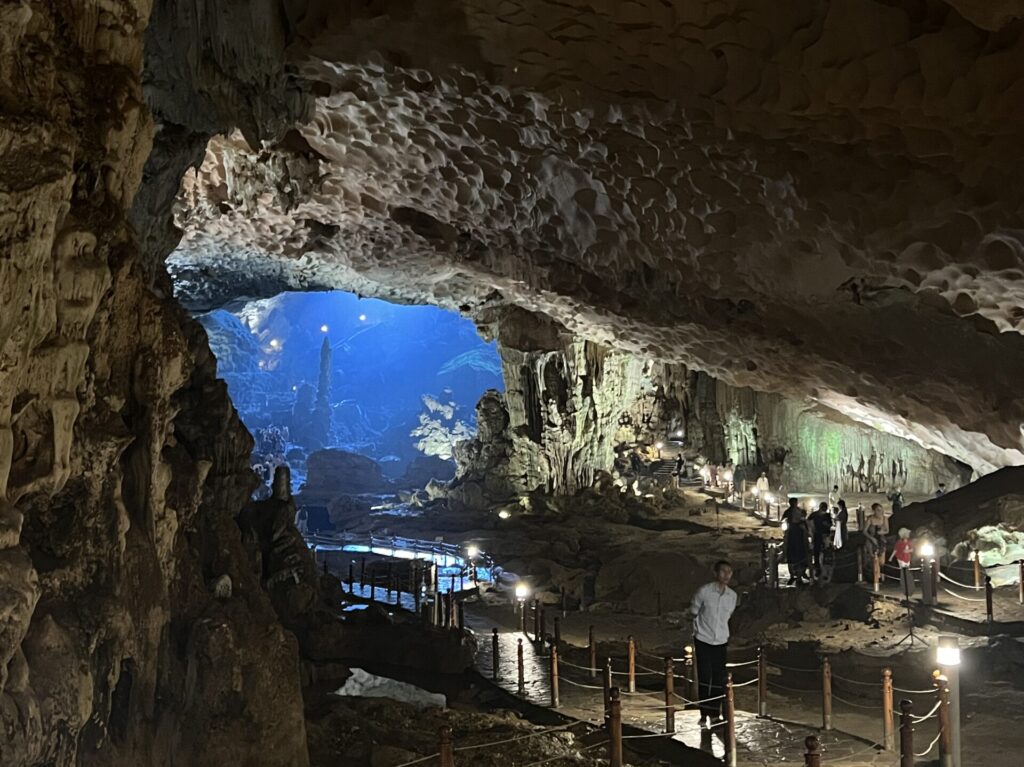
left=781, top=493, right=852, bottom=585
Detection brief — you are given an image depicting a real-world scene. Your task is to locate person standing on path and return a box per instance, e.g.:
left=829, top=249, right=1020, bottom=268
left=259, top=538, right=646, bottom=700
left=782, top=498, right=810, bottom=585
left=690, top=560, right=737, bottom=727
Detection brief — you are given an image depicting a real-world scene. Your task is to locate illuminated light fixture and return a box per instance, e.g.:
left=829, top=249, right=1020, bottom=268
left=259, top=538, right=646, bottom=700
left=655, top=441, right=664, bottom=450
left=291, top=385, right=298, bottom=391
left=806, top=499, right=816, bottom=511
left=675, top=430, right=683, bottom=437
left=936, top=634, right=960, bottom=667
left=515, top=582, right=530, bottom=601
left=269, top=338, right=280, bottom=349
left=752, top=487, right=760, bottom=497
left=920, top=541, right=935, bottom=558
left=320, top=324, right=329, bottom=333
left=466, top=544, right=480, bottom=560
left=358, top=313, right=367, bottom=322
left=498, top=509, right=511, bottom=520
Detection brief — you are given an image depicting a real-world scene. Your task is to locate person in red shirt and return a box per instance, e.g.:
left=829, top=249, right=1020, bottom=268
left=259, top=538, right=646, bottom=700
left=890, top=528, right=914, bottom=596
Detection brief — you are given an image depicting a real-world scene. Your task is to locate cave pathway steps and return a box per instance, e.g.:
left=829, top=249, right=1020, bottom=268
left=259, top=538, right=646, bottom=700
left=466, top=612, right=895, bottom=766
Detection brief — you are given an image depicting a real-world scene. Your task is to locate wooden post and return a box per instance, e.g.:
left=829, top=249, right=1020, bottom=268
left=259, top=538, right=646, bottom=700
left=360, top=556, right=366, bottom=589
left=821, top=657, right=833, bottom=731
left=768, top=544, right=779, bottom=588
left=520, top=600, right=527, bottom=635
left=1019, top=560, right=1024, bottom=605
left=387, top=562, right=394, bottom=600
left=899, top=699, right=914, bottom=767
left=758, top=646, right=768, bottom=717
left=439, top=726, right=454, bottom=767
left=627, top=635, right=636, bottom=693
left=804, top=735, right=821, bottom=767
left=973, top=549, right=982, bottom=588
left=725, top=673, right=737, bottom=767
left=873, top=553, right=881, bottom=593
left=985, top=576, right=994, bottom=622
left=348, top=561, right=354, bottom=593
left=532, top=599, right=539, bottom=641
left=432, top=563, right=439, bottom=593
left=449, top=573, right=456, bottom=595
left=539, top=606, right=547, bottom=648
left=369, top=564, right=376, bottom=603
left=936, top=675, right=953, bottom=767
left=603, top=658, right=612, bottom=719
left=608, top=687, right=623, bottom=767
left=517, top=638, right=525, bottom=695
left=883, top=668, right=895, bottom=751
left=664, top=657, right=676, bottom=734
left=550, top=644, right=560, bottom=707
left=857, top=545, right=865, bottom=584
left=685, top=645, right=699, bottom=708
left=491, top=628, right=499, bottom=680
left=589, top=626, right=597, bottom=678
left=932, top=559, right=940, bottom=606
left=554, top=616, right=561, bottom=648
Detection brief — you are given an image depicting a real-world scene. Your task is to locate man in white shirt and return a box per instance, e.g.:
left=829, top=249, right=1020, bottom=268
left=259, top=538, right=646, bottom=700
left=690, top=560, right=737, bottom=725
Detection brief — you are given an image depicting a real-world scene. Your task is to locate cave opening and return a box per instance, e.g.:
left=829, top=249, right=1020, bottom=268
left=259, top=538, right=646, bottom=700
left=197, top=290, right=503, bottom=510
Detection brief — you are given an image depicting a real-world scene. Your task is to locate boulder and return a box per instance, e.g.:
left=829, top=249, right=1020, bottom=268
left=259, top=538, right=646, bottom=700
left=300, top=449, right=391, bottom=500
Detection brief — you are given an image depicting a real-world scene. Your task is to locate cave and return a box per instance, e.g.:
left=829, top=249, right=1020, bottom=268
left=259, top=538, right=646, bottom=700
left=6, top=1, right=1024, bottom=766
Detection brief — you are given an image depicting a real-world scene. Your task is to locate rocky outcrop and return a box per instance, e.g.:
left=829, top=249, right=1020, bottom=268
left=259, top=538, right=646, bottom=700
left=300, top=449, right=390, bottom=500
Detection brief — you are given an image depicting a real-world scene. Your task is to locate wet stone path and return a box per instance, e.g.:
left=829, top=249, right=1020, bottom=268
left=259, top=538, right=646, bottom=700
left=467, top=614, right=900, bottom=766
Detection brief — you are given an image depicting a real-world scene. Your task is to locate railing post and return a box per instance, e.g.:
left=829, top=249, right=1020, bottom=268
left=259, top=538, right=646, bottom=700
left=517, top=638, right=525, bottom=695
left=932, top=559, right=940, bottom=606
left=822, top=656, right=833, bottom=731
left=973, top=549, right=981, bottom=588
left=532, top=599, right=540, bottom=642
left=725, top=673, right=737, bottom=767
left=554, top=616, right=561, bottom=648
left=360, top=556, right=366, bottom=589
left=627, top=635, right=636, bottom=693
left=589, top=626, right=597, bottom=678
left=985, top=575, right=994, bottom=622
left=883, top=668, right=895, bottom=751
left=369, top=563, right=376, bottom=603
left=539, top=606, right=547, bottom=649
left=758, top=646, right=768, bottom=717
left=550, top=644, right=560, bottom=707
left=348, top=561, right=354, bottom=593
left=873, top=553, right=881, bottom=593
left=857, top=545, right=865, bottom=583
left=561, top=586, right=567, bottom=618
left=804, top=735, right=821, bottom=767
left=664, top=657, right=676, bottom=734
left=936, top=674, right=952, bottom=767
left=520, top=600, right=527, bottom=635
left=608, top=687, right=623, bottom=767
left=387, top=562, right=394, bottom=600
left=603, top=658, right=612, bottom=720
left=439, top=725, right=454, bottom=767
left=899, top=699, right=914, bottom=767
left=685, top=645, right=699, bottom=708
left=1019, top=560, right=1024, bottom=605
left=768, top=544, right=779, bottom=588
left=491, top=628, right=500, bottom=679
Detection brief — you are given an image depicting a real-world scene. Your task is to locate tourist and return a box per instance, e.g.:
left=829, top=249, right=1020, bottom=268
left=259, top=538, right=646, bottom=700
left=864, top=503, right=889, bottom=567
left=890, top=527, right=914, bottom=595
left=888, top=487, right=904, bottom=515
left=674, top=452, right=684, bottom=487
left=690, top=560, right=737, bottom=726
left=755, top=471, right=770, bottom=511
left=809, top=502, right=832, bottom=579
left=833, top=499, right=849, bottom=549
left=828, top=484, right=839, bottom=509
left=855, top=501, right=865, bottom=531
left=782, top=498, right=810, bottom=585
left=935, top=483, right=947, bottom=498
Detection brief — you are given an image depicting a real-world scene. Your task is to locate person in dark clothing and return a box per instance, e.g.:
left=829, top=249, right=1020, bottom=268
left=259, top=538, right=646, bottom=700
left=887, top=488, right=904, bottom=515
left=782, top=498, right=810, bottom=585
left=809, top=502, right=833, bottom=579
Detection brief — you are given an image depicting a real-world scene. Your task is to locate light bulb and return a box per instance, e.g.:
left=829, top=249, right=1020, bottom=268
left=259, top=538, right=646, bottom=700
left=466, top=544, right=479, bottom=560
left=515, top=583, right=530, bottom=600
left=320, top=324, right=329, bottom=332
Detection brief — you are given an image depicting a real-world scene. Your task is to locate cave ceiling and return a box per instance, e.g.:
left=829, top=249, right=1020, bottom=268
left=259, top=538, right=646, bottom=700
left=162, top=0, right=1024, bottom=476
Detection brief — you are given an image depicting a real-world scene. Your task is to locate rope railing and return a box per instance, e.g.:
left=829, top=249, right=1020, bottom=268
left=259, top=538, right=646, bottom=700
left=452, top=723, right=578, bottom=752
left=941, top=587, right=986, bottom=602
left=914, top=729, right=944, bottom=757
left=910, top=699, right=942, bottom=723
left=938, top=571, right=985, bottom=590
left=520, top=741, right=603, bottom=767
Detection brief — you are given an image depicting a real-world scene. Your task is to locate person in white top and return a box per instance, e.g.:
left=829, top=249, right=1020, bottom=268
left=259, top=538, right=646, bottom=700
left=690, top=560, right=737, bottom=725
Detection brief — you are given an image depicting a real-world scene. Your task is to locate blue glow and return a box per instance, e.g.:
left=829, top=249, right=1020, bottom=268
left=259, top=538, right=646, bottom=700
left=199, top=291, right=502, bottom=477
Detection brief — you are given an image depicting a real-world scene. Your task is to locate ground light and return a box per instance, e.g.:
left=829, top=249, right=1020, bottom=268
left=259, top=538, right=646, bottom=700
left=920, top=540, right=937, bottom=605
left=465, top=544, right=479, bottom=560
left=497, top=509, right=511, bottom=520
left=358, top=313, right=367, bottom=321
left=936, top=635, right=961, bottom=767
left=320, top=324, right=329, bottom=332
left=655, top=441, right=663, bottom=458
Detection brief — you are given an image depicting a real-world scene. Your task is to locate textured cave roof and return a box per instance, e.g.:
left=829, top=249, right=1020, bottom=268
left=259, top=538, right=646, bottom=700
left=165, top=1, right=1024, bottom=475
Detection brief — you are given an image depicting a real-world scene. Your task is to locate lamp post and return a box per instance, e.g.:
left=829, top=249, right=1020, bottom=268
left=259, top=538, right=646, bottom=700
left=920, top=541, right=936, bottom=606
left=655, top=441, right=664, bottom=459
left=936, top=635, right=961, bottom=767
left=515, top=582, right=530, bottom=633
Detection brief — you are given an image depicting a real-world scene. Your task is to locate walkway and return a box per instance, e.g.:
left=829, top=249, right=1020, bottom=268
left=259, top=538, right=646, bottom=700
left=468, top=615, right=897, bottom=766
